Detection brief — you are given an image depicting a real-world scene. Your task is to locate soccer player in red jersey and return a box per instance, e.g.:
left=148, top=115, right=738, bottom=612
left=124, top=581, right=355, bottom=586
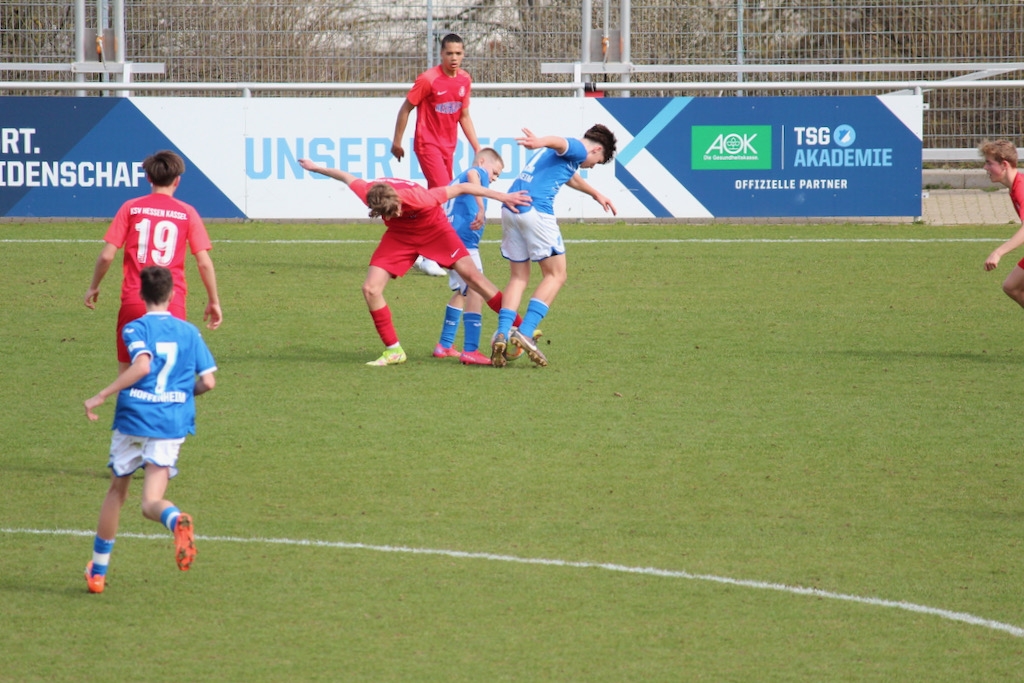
left=981, top=140, right=1024, bottom=308
left=84, top=150, right=222, bottom=371
left=298, top=158, right=530, bottom=366
left=392, top=33, right=481, bottom=277
left=391, top=33, right=480, bottom=189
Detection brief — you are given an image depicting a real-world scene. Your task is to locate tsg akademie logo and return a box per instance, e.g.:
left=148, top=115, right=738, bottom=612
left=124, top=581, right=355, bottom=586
left=833, top=124, right=856, bottom=147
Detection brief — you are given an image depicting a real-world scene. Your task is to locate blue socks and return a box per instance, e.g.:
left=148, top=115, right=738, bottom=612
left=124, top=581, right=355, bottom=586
left=463, top=312, right=482, bottom=352
left=89, top=508, right=182, bottom=579
left=439, top=305, right=462, bottom=348
left=90, top=536, right=115, bottom=576
left=497, top=308, right=517, bottom=338
left=160, top=506, right=181, bottom=532
left=519, top=299, right=549, bottom=338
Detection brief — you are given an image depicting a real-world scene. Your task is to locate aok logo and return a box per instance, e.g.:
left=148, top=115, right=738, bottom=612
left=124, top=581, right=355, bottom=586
left=692, top=125, right=772, bottom=170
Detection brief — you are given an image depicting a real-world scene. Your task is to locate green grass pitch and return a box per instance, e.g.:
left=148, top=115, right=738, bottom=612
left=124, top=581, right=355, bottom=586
left=1, top=220, right=1022, bottom=681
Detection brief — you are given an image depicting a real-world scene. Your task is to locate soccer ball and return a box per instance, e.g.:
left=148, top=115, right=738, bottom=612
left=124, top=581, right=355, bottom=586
left=505, top=341, right=525, bottom=362
left=491, top=330, right=524, bottom=361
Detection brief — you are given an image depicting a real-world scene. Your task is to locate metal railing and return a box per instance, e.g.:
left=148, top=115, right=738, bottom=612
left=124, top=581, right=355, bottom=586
left=3, top=65, right=1022, bottom=162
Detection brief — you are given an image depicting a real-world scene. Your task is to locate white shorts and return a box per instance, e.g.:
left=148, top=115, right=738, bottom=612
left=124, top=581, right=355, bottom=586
left=108, top=429, right=184, bottom=478
left=447, top=248, right=482, bottom=296
left=500, top=208, right=565, bottom=262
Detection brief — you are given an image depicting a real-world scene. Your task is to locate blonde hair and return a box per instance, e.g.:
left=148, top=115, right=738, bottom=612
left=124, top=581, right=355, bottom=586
left=366, top=183, right=402, bottom=219
left=475, top=147, right=503, bottom=167
left=979, top=139, right=1019, bottom=167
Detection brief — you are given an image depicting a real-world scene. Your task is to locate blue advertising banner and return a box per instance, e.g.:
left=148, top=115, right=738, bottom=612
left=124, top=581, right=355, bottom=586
left=601, top=95, right=922, bottom=217
left=0, top=97, right=243, bottom=218
left=0, top=95, right=921, bottom=219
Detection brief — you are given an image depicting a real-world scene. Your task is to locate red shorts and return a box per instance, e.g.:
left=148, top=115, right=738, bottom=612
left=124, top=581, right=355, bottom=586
left=116, top=301, right=186, bottom=363
left=414, top=144, right=454, bottom=189
left=370, top=225, right=469, bottom=277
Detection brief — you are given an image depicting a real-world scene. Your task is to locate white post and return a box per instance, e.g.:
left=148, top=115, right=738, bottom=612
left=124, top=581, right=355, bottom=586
left=582, top=0, right=592, bottom=65
left=426, top=0, right=434, bottom=67
left=113, top=0, right=125, bottom=64
left=620, top=0, right=631, bottom=97
left=736, top=0, right=745, bottom=95
left=95, top=0, right=110, bottom=94
left=113, top=0, right=127, bottom=96
left=75, top=0, right=86, bottom=96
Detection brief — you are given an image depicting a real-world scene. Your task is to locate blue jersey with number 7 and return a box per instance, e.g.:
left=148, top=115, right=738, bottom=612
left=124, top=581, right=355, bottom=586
left=113, top=311, right=217, bottom=439
left=508, top=138, right=588, bottom=215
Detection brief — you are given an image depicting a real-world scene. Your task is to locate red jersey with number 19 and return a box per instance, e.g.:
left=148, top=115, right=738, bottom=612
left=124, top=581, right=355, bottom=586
left=103, top=193, right=213, bottom=306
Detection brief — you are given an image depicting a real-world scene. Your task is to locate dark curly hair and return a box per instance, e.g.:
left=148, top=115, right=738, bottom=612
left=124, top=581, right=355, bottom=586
left=584, top=124, right=618, bottom=164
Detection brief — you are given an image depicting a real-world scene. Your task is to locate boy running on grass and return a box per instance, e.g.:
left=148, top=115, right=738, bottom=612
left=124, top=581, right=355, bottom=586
left=83, top=266, right=217, bottom=594
left=981, top=139, right=1024, bottom=308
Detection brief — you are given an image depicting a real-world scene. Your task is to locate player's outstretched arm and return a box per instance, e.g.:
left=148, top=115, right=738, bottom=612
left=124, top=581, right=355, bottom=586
left=446, top=183, right=531, bottom=213
left=84, top=354, right=151, bottom=421
left=567, top=173, right=617, bottom=216
left=985, top=220, right=1024, bottom=271
left=515, top=128, right=569, bottom=155
left=298, top=159, right=358, bottom=186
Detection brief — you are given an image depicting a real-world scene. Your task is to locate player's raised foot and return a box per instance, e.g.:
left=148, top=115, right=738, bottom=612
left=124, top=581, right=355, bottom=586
left=490, top=332, right=507, bottom=368
left=432, top=344, right=461, bottom=359
left=84, top=562, right=105, bottom=594
left=174, top=513, right=196, bottom=571
left=504, top=327, right=525, bottom=361
left=366, top=346, right=407, bottom=366
left=459, top=350, right=492, bottom=366
left=510, top=328, right=548, bottom=367
left=505, top=327, right=541, bottom=362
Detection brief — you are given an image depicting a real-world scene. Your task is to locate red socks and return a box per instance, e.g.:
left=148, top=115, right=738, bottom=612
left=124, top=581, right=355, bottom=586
left=369, top=305, right=399, bottom=347
left=487, top=293, right=523, bottom=327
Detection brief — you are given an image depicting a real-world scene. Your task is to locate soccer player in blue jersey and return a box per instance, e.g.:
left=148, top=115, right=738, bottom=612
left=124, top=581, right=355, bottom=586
left=490, top=125, right=618, bottom=367
left=432, top=148, right=505, bottom=365
left=82, top=266, right=217, bottom=594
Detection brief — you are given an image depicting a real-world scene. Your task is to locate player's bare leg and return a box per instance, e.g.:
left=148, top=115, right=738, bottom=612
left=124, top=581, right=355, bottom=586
left=531, top=253, right=567, bottom=308
left=1002, top=266, right=1024, bottom=309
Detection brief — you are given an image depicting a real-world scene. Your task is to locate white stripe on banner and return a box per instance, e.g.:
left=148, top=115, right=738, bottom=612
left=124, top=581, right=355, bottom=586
left=3, top=527, right=1021, bottom=639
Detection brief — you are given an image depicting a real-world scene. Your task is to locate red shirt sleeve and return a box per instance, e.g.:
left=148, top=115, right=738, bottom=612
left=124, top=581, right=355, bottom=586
left=405, top=70, right=434, bottom=108
left=183, top=202, right=213, bottom=254
left=428, top=186, right=449, bottom=206
left=103, top=200, right=133, bottom=247
left=349, top=179, right=370, bottom=206
left=395, top=184, right=447, bottom=213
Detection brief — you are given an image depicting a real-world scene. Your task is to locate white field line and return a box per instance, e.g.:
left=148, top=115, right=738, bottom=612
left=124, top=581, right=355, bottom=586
left=0, top=238, right=1005, bottom=245
left=4, top=526, right=1022, bottom=639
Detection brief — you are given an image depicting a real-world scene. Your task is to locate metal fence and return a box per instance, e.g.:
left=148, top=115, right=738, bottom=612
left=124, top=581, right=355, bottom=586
left=2, top=0, right=1023, bottom=148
